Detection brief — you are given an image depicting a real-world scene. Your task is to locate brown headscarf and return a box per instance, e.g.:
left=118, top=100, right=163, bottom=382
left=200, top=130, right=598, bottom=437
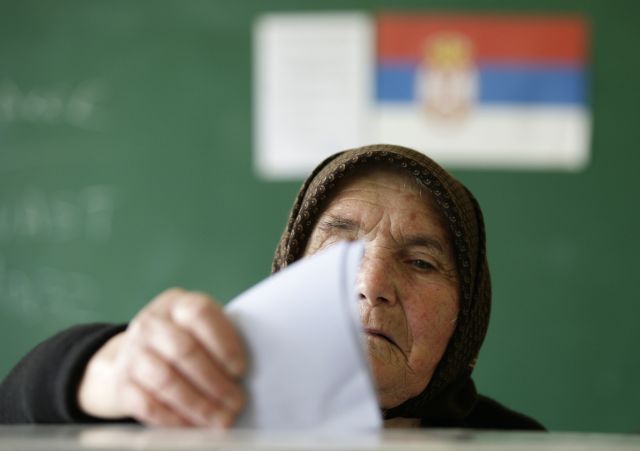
left=271, top=144, right=491, bottom=424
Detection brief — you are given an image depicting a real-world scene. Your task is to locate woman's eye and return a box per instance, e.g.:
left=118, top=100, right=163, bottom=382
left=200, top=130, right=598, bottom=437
left=410, top=259, right=434, bottom=271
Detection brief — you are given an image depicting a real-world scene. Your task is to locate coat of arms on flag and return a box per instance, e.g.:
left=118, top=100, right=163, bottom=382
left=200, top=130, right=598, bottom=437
left=254, top=12, right=590, bottom=178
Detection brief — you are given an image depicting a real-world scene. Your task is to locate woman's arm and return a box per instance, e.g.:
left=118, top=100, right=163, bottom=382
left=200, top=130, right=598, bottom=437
left=0, top=323, right=126, bottom=423
left=1, top=288, right=248, bottom=427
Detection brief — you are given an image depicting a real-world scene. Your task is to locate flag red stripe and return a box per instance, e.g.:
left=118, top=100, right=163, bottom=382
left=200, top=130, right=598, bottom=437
left=377, top=14, right=588, bottom=63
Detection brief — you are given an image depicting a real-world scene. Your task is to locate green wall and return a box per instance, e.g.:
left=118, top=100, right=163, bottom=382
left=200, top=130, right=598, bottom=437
left=1, top=0, right=639, bottom=433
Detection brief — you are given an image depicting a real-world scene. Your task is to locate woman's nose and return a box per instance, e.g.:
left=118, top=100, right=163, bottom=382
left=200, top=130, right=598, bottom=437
left=357, top=253, right=397, bottom=306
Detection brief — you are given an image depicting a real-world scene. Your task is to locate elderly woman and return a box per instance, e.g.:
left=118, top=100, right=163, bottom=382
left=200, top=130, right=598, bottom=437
left=0, top=145, right=543, bottom=429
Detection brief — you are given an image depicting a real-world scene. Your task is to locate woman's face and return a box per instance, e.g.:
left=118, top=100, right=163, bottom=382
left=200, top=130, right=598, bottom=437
left=305, top=168, right=459, bottom=409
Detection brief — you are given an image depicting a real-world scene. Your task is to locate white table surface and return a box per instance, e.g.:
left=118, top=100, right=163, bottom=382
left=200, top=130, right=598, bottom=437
left=0, top=426, right=639, bottom=451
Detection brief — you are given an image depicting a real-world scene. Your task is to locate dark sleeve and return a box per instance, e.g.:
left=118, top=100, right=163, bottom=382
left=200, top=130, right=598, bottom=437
left=0, top=323, right=127, bottom=424
left=464, top=395, right=546, bottom=431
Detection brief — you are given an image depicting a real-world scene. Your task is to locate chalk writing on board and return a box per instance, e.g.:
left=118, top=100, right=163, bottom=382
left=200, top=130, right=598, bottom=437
left=0, top=79, right=105, bottom=129
left=0, top=257, right=101, bottom=323
left=0, top=185, right=115, bottom=243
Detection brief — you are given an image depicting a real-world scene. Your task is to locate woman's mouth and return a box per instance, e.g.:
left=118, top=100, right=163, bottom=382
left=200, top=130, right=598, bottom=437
left=364, top=328, right=397, bottom=347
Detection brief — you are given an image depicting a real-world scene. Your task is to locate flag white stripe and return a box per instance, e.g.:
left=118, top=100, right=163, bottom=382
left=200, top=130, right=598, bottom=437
left=374, top=104, right=591, bottom=170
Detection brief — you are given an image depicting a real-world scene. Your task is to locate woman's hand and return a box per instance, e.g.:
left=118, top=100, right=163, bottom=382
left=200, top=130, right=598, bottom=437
left=77, top=288, right=247, bottom=427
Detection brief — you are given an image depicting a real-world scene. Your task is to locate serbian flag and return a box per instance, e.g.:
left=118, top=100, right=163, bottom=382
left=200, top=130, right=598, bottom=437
left=374, top=14, right=590, bottom=170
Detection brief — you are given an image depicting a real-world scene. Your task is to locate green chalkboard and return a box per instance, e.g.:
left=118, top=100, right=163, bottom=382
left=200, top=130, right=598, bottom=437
left=1, top=0, right=639, bottom=434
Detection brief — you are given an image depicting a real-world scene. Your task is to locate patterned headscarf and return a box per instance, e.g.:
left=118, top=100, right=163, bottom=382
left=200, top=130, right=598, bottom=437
left=272, top=144, right=491, bottom=422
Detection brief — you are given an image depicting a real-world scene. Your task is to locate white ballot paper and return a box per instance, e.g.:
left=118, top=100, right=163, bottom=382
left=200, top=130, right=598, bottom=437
left=225, top=240, right=382, bottom=431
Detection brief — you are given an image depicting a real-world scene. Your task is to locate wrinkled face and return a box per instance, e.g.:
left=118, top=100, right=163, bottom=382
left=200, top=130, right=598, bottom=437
left=304, top=168, right=459, bottom=409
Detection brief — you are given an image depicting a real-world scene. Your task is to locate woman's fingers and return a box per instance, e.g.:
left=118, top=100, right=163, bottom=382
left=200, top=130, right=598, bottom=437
left=78, top=287, right=248, bottom=428
left=126, top=288, right=247, bottom=427
left=132, top=313, right=245, bottom=414
left=127, top=349, right=234, bottom=427
left=143, top=288, right=247, bottom=378
left=120, top=381, right=191, bottom=427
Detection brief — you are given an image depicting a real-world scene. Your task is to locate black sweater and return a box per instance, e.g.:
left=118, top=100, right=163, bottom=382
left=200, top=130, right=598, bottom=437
left=0, top=324, right=544, bottom=430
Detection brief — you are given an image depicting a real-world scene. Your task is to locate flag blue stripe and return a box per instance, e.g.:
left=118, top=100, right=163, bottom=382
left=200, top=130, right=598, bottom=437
left=377, top=62, right=587, bottom=105
left=377, top=62, right=416, bottom=102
